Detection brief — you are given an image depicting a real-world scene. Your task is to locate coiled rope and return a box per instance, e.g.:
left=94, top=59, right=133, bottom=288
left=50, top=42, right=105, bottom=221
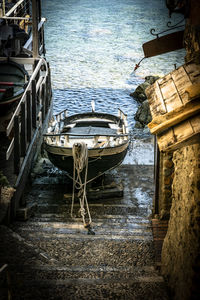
left=70, top=142, right=93, bottom=230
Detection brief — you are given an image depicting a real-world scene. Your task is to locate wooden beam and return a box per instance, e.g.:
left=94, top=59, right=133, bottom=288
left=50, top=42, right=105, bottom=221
left=32, top=0, right=39, bottom=58
left=14, top=116, right=20, bottom=174
left=20, top=102, right=27, bottom=157
left=185, top=83, right=200, bottom=100
left=148, top=99, right=200, bottom=135
left=143, top=31, right=184, bottom=58
left=31, top=79, right=37, bottom=128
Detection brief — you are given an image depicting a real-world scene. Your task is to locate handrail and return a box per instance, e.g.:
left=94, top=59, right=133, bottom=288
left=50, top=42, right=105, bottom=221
left=54, top=109, right=68, bottom=117
left=5, top=0, right=24, bottom=17
left=6, top=57, right=48, bottom=136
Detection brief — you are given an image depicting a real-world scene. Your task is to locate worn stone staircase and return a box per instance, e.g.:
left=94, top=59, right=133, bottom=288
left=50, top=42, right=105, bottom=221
left=0, top=163, right=169, bottom=299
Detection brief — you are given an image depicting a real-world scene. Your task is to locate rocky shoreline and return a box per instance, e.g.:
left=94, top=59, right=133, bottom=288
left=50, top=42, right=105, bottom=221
left=130, top=76, right=159, bottom=129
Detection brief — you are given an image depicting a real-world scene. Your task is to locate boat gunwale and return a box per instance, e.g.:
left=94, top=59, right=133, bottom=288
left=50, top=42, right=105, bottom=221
left=43, top=138, right=129, bottom=155
left=44, top=132, right=129, bottom=137
left=58, top=111, right=124, bottom=123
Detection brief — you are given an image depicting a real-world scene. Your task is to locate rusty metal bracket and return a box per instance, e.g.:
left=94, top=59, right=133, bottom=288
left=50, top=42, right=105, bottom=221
left=150, top=18, right=185, bottom=39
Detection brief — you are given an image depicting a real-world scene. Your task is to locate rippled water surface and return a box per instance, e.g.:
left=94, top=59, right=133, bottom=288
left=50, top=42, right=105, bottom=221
left=42, top=0, right=185, bottom=163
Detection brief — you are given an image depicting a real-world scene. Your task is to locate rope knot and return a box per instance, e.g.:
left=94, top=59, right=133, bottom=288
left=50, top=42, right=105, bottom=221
left=70, top=142, right=92, bottom=228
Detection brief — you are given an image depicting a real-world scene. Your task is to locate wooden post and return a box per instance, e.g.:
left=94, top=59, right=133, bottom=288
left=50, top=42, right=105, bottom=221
left=14, top=116, right=20, bottom=174
left=32, top=0, right=39, bottom=58
left=46, top=75, right=50, bottom=110
left=33, top=59, right=40, bottom=83
left=154, top=136, right=160, bottom=215
left=27, top=90, right=32, bottom=142
left=32, top=80, right=37, bottom=128
left=20, top=102, right=27, bottom=157
left=43, top=82, right=47, bottom=114
left=47, top=63, right=52, bottom=100
left=41, top=83, right=45, bottom=122
left=41, top=25, right=46, bottom=55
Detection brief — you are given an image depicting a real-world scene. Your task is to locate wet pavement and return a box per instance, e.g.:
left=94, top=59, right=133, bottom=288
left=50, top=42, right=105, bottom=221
left=0, top=158, right=170, bottom=299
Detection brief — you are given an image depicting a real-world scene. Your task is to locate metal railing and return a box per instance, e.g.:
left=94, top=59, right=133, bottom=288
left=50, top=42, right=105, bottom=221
left=0, top=0, right=46, bottom=56
left=4, top=57, right=52, bottom=175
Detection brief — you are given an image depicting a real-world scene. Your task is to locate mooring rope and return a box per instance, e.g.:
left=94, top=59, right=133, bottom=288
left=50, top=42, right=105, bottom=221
left=70, top=142, right=93, bottom=230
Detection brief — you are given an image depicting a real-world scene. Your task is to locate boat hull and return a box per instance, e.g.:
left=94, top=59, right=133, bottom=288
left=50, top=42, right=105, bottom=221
left=44, top=142, right=129, bottom=182
left=0, top=61, right=28, bottom=111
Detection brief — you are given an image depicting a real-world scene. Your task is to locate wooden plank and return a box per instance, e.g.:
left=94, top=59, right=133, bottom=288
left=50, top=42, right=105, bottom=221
left=27, top=90, right=32, bottom=142
left=173, top=120, right=194, bottom=141
left=190, top=115, right=200, bottom=132
left=147, top=62, right=200, bottom=119
left=184, top=63, right=200, bottom=85
left=171, top=66, right=192, bottom=104
left=186, top=83, right=200, bottom=100
left=148, top=99, right=200, bottom=135
left=32, top=0, right=39, bottom=58
left=14, top=116, right=20, bottom=174
left=146, top=82, right=167, bottom=118
left=41, top=83, right=45, bottom=122
left=159, top=76, right=183, bottom=112
left=20, top=102, right=27, bottom=157
left=31, top=79, right=37, bottom=128
left=157, top=128, right=175, bottom=151
left=142, top=31, right=184, bottom=58
left=157, top=115, right=200, bottom=152
left=159, top=132, right=200, bottom=152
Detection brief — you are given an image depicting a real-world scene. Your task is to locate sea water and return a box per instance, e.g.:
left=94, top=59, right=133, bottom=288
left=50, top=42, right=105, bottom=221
left=42, top=0, right=185, bottom=164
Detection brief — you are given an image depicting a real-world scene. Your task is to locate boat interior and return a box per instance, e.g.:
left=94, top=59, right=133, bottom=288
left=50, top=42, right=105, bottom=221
left=45, top=110, right=129, bottom=150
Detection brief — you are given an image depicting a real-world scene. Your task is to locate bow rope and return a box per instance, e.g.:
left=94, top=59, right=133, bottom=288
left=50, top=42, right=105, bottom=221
left=71, top=142, right=93, bottom=229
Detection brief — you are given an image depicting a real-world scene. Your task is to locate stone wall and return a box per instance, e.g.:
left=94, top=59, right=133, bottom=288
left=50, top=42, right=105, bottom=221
left=161, top=143, right=200, bottom=300
left=157, top=152, right=174, bottom=220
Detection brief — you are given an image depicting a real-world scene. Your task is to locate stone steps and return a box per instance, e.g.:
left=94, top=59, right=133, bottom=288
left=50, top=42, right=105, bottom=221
left=7, top=279, right=169, bottom=300
left=1, top=165, right=169, bottom=299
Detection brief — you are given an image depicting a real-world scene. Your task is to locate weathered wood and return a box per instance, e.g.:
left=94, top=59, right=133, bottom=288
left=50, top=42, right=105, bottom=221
left=159, top=132, right=200, bottom=152
left=26, top=90, right=32, bottom=142
left=171, top=66, right=192, bottom=104
left=20, top=102, right=27, bottom=157
left=185, top=83, right=200, bottom=100
left=41, top=83, right=45, bottom=122
left=32, top=0, right=39, bottom=58
left=31, top=79, right=37, bottom=128
left=154, top=136, right=160, bottom=215
left=148, top=99, right=200, bottom=135
left=184, top=63, right=200, bottom=85
left=157, top=115, right=200, bottom=151
left=147, top=81, right=167, bottom=118
left=143, top=31, right=184, bottom=58
left=146, top=62, right=200, bottom=118
left=14, top=116, right=20, bottom=174
left=158, top=128, right=175, bottom=151
left=173, top=120, right=194, bottom=141
left=190, top=114, right=200, bottom=132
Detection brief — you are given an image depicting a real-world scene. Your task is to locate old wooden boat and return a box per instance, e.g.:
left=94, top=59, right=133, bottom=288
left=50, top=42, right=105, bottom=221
left=0, top=60, right=29, bottom=108
left=43, top=107, right=129, bottom=182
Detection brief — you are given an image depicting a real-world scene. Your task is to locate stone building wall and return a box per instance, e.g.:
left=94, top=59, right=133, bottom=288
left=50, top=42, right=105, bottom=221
left=159, top=2, right=200, bottom=299
left=161, top=143, right=200, bottom=300
left=156, top=152, right=174, bottom=219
